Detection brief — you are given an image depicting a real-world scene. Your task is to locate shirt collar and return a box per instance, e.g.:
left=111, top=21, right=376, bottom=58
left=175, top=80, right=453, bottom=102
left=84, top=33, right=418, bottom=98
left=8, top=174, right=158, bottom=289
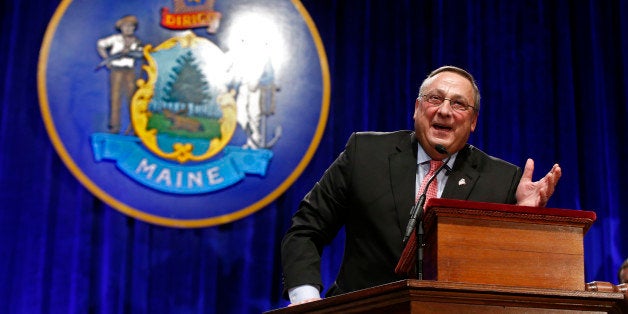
left=417, top=144, right=458, bottom=169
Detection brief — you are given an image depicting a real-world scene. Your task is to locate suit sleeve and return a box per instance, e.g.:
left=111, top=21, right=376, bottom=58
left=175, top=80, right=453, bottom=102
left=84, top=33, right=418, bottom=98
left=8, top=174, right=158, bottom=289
left=280, top=133, right=356, bottom=299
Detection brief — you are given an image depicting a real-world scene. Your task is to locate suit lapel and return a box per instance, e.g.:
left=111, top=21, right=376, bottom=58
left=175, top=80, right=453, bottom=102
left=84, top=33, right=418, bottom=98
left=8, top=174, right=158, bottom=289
left=390, top=134, right=418, bottom=237
left=391, top=142, right=482, bottom=237
left=442, top=145, right=479, bottom=200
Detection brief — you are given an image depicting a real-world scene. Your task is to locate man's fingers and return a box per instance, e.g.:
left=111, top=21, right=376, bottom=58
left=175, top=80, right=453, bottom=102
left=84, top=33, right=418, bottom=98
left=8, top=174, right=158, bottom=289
left=552, top=164, right=562, bottom=181
left=521, top=158, right=535, bottom=182
left=546, top=164, right=561, bottom=193
left=542, top=164, right=562, bottom=204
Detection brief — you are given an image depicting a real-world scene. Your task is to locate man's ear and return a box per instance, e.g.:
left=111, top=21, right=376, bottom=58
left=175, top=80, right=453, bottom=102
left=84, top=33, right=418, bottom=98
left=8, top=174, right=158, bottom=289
left=413, top=98, right=420, bottom=118
left=470, top=112, right=478, bottom=132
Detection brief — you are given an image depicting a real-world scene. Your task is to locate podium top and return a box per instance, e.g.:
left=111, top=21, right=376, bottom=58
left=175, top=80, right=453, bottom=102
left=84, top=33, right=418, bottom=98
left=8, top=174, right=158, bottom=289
left=265, top=280, right=626, bottom=313
left=425, top=198, right=597, bottom=232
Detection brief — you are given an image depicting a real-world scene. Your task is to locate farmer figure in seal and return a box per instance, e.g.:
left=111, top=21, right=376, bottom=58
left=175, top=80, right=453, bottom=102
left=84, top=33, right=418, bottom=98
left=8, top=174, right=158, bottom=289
left=96, top=15, right=143, bottom=134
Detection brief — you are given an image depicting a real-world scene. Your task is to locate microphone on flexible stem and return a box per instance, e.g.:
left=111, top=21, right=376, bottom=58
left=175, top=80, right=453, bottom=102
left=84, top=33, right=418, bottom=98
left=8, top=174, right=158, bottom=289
left=402, top=144, right=451, bottom=244
left=402, top=144, right=451, bottom=280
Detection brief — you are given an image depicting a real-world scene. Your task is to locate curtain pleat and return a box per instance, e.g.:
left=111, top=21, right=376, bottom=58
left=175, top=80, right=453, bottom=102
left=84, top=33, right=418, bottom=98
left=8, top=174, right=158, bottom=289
left=1, top=0, right=627, bottom=312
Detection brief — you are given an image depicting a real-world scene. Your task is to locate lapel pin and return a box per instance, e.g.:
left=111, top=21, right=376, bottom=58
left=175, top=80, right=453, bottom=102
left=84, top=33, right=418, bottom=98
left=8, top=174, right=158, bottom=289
left=458, top=178, right=466, bottom=186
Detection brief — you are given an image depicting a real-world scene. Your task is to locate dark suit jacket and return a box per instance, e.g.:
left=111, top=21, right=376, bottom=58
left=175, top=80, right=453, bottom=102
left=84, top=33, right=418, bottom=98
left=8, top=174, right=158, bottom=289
left=281, top=131, right=522, bottom=298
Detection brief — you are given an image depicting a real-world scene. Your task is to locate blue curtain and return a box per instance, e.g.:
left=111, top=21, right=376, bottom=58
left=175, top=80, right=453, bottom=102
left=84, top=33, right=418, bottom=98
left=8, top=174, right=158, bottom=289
left=1, top=0, right=627, bottom=312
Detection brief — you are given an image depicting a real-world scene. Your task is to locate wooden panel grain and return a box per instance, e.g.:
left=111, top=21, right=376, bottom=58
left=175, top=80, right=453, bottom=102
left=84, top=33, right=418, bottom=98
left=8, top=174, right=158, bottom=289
left=436, top=217, right=584, bottom=255
left=424, top=216, right=585, bottom=290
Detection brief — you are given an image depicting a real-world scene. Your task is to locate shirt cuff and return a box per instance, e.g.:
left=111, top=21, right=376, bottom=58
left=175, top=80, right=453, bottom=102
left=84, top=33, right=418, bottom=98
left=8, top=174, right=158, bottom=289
left=288, top=284, right=321, bottom=304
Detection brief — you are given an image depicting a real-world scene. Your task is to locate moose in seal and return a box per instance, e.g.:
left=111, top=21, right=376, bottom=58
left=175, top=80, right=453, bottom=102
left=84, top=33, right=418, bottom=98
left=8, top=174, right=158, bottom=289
left=162, top=109, right=203, bottom=133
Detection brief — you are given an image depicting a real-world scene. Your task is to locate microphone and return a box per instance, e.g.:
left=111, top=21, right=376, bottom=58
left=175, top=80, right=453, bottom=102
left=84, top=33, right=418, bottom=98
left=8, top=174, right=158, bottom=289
left=402, top=144, right=452, bottom=244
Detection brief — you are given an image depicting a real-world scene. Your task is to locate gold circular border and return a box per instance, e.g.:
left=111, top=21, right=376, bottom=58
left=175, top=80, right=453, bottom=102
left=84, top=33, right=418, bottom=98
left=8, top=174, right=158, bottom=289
left=37, top=0, right=331, bottom=228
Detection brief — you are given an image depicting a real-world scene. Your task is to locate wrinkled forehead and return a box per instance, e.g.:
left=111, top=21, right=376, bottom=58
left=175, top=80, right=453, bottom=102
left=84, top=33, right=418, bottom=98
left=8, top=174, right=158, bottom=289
left=422, top=71, right=474, bottom=98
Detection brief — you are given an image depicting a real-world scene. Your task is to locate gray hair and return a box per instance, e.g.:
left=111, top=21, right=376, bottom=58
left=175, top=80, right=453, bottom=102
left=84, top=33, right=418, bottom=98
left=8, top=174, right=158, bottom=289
left=418, top=65, right=481, bottom=111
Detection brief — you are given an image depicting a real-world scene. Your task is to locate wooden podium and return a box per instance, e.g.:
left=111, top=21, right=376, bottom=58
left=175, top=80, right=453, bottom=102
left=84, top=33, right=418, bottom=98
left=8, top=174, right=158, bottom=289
left=420, top=198, right=595, bottom=290
left=266, top=280, right=626, bottom=313
left=266, top=199, right=627, bottom=313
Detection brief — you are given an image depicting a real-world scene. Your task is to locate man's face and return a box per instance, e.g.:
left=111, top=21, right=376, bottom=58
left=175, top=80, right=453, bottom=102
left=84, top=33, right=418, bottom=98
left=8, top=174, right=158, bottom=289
left=621, top=267, right=628, bottom=284
left=413, top=71, right=478, bottom=159
left=121, top=23, right=136, bottom=36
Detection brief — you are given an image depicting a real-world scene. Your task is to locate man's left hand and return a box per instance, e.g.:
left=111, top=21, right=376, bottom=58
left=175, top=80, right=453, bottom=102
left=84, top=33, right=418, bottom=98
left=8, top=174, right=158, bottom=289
left=516, top=158, right=562, bottom=207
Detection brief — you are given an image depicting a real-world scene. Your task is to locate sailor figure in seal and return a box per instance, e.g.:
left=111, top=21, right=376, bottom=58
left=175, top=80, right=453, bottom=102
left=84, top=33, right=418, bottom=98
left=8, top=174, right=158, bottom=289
left=235, top=59, right=281, bottom=149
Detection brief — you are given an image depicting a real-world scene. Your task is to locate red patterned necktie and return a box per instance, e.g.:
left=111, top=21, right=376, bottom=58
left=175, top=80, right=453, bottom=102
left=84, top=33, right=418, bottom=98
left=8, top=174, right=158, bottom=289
left=421, top=160, right=443, bottom=201
left=395, top=160, right=443, bottom=275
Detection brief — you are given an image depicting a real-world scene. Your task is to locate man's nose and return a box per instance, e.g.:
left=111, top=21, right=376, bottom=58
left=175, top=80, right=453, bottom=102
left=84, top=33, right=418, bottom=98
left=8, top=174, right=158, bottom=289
left=436, top=99, right=454, bottom=115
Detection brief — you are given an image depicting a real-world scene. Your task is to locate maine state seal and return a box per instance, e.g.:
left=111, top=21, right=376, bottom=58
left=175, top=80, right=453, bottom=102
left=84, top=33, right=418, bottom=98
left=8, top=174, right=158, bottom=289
left=38, top=0, right=330, bottom=227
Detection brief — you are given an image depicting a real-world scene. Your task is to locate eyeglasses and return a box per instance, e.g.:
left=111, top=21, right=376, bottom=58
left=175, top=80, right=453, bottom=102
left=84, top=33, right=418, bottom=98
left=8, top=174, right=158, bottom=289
left=419, top=94, right=476, bottom=112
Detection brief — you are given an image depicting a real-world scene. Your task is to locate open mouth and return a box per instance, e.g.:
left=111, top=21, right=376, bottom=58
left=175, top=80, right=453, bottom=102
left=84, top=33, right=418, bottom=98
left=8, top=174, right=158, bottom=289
left=433, top=123, right=452, bottom=131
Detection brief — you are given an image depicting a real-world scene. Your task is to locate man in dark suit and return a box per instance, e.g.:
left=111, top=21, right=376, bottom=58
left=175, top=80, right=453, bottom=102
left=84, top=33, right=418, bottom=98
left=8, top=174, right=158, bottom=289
left=281, top=66, right=562, bottom=305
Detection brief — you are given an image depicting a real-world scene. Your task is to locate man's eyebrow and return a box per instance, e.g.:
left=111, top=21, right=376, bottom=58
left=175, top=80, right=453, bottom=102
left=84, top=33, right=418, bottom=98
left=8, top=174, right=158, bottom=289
left=427, top=89, right=467, bottom=100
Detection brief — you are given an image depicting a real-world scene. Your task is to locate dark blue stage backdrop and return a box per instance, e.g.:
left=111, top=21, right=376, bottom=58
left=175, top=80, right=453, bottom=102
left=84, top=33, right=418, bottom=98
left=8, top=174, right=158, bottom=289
left=1, top=0, right=627, bottom=313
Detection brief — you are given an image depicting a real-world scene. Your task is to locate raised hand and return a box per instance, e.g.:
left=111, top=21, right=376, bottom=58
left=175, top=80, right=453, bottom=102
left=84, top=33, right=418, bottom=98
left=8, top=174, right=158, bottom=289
left=515, top=158, right=562, bottom=207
